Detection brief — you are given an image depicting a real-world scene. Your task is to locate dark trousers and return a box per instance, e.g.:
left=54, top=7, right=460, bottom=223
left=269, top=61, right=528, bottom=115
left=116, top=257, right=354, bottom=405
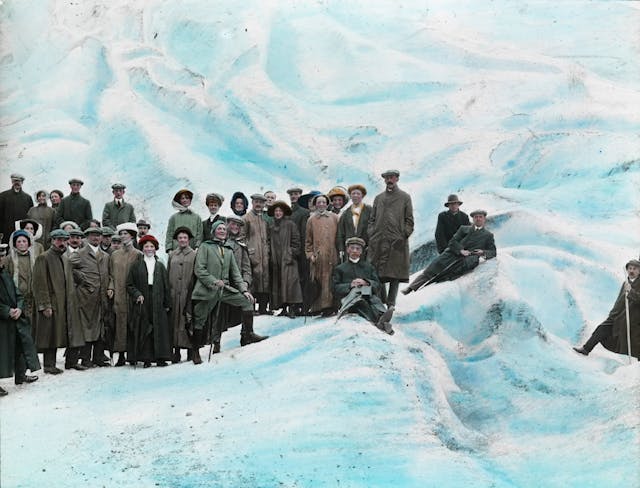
left=79, top=341, right=105, bottom=364
left=583, top=320, right=613, bottom=353
left=65, top=347, right=82, bottom=367
left=43, top=348, right=57, bottom=368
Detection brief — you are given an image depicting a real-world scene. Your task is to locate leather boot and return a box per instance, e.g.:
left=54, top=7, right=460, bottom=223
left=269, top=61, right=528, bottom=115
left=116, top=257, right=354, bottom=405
left=191, top=329, right=203, bottom=365
left=240, top=311, right=268, bottom=346
left=172, top=348, right=181, bottom=364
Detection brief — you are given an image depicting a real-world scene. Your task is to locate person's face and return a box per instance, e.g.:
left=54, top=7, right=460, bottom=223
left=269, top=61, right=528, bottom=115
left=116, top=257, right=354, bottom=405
left=15, top=236, right=29, bottom=252
left=37, top=193, right=47, bottom=205
left=52, top=237, right=68, bottom=252
left=214, top=224, right=227, bottom=240
left=349, top=190, right=363, bottom=205
left=101, top=235, right=112, bottom=247
left=252, top=199, right=265, bottom=212
left=265, top=192, right=276, bottom=206
left=50, top=192, right=61, bottom=205
left=11, top=178, right=22, bottom=191
left=176, top=232, right=190, bottom=248
left=227, top=221, right=241, bottom=236
left=68, top=235, right=82, bottom=249
left=142, top=242, right=156, bottom=257
left=70, top=182, right=82, bottom=194
left=113, top=188, right=125, bottom=199
left=234, top=198, right=245, bottom=212
left=448, top=202, right=461, bottom=213
left=314, top=196, right=328, bottom=212
left=137, top=226, right=149, bottom=237
left=289, top=191, right=301, bottom=204
left=384, top=175, right=399, bottom=190
left=87, top=233, right=101, bottom=246
left=62, top=224, right=75, bottom=231
left=347, top=244, right=363, bottom=260
left=472, top=214, right=486, bottom=228
left=627, top=264, right=640, bottom=280
left=89, top=220, right=100, bottom=228
left=331, top=196, right=345, bottom=210
left=179, top=194, right=191, bottom=207
left=23, top=223, right=35, bottom=235
left=119, top=230, right=133, bottom=244
left=207, top=201, right=220, bottom=215
left=111, top=240, right=122, bottom=250
left=274, top=207, right=284, bottom=220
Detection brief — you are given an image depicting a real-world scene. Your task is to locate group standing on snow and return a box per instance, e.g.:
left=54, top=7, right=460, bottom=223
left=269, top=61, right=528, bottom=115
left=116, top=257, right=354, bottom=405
left=0, top=170, right=637, bottom=396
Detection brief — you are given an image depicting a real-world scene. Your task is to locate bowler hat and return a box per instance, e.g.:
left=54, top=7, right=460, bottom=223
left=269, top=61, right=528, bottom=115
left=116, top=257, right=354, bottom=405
left=136, top=219, right=151, bottom=229
left=444, top=194, right=463, bottom=207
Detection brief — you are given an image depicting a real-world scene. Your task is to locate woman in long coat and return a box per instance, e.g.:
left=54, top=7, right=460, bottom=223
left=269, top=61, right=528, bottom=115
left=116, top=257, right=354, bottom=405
left=4, top=230, right=41, bottom=331
left=27, top=190, right=55, bottom=249
left=167, top=227, right=196, bottom=362
left=165, top=189, right=202, bottom=253
left=127, top=235, right=171, bottom=367
left=305, top=194, right=339, bottom=316
left=268, top=201, right=302, bottom=317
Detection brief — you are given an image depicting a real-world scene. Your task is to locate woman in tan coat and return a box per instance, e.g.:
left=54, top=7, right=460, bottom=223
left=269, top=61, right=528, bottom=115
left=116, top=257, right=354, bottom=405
left=305, top=195, right=339, bottom=316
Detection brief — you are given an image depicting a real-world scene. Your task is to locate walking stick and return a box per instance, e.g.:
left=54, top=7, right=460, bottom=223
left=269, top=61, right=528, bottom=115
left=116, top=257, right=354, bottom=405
left=415, top=256, right=465, bottom=292
left=625, top=288, right=632, bottom=365
left=208, top=288, right=224, bottom=363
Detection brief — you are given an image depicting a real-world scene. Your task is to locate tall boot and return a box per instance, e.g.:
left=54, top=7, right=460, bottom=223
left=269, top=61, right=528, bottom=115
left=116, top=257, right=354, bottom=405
left=172, top=347, right=181, bottom=364
left=191, top=329, right=203, bottom=365
left=240, top=311, right=268, bottom=346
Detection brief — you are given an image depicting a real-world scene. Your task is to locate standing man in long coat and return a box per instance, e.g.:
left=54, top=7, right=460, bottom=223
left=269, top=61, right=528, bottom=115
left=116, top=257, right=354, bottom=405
left=368, top=170, right=414, bottom=307
left=403, top=209, right=496, bottom=294
left=336, top=184, right=372, bottom=262
left=0, top=262, right=40, bottom=395
left=305, top=194, right=339, bottom=316
left=288, top=187, right=310, bottom=315
left=127, top=235, right=172, bottom=368
left=27, top=190, right=56, bottom=249
left=167, top=227, right=196, bottom=363
left=574, top=259, right=640, bottom=359
left=191, top=221, right=267, bottom=363
left=69, top=227, right=110, bottom=368
left=55, top=178, right=93, bottom=230
left=0, top=173, right=33, bottom=245
left=243, top=193, right=271, bottom=315
left=102, top=183, right=136, bottom=230
left=435, top=194, right=471, bottom=254
left=108, top=223, right=142, bottom=366
left=165, top=189, right=202, bottom=253
left=32, top=229, right=85, bottom=374
left=268, top=201, right=303, bottom=317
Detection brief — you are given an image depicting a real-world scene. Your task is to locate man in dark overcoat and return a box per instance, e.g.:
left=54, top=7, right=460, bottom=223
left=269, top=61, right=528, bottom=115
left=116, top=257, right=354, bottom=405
left=574, top=259, right=640, bottom=359
left=403, top=209, right=496, bottom=294
left=32, top=229, right=86, bottom=373
left=55, top=178, right=93, bottom=230
left=242, top=194, right=271, bottom=314
left=69, top=227, right=110, bottom=367
left=0, top=262, right=40, bottom=395
left=0, top=173, right=33, bottom=245
left=102, top=183, right=136, bottom=230
left=333, top=237, right=394, bottom=334
left=368, top=170, right=414, bottom=306
left=336, top=184, right=372, bottom=261
left=435, top=194, right=470, bottom=254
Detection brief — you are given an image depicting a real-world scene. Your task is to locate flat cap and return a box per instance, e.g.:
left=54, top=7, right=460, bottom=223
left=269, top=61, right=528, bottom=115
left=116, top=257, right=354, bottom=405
left=225, top=215, right=245, bottom=226
left=111, top=183, right=126, bottom=190
left=286, top=187, right=303, bottom=195
left=110, top=234, right=122, bottom=242
left=68, top=178, right=84, bottom=185
left=381, top=169, right=400, bottom=177
left=345, top=237, right=366, bottom=248
left=100, top=227, right=115, bottom=236
left=49, top=229, right=70, bottom=239
left=68, top=229, right=84, bottom=237
left=250, top=193, right=267, bottom=202
left=84, top=227, right=102, bottom=236
left=469, top=209, right=487, bottom=217
left=10, top=173, right=25, bottom=181
left=626, top=259, right=640, bottom=270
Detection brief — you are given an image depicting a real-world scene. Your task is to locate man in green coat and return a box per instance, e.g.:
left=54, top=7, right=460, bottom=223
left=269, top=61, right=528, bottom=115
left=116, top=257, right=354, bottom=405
left=191, top=221, right=267, bottom=364
left=0, top=263, right=40, bottom=395
left=54, top=178, right=93, bottom=230
left=332, top=237, right=394, bottom=335
left=102, top=183, right=136, bottom=230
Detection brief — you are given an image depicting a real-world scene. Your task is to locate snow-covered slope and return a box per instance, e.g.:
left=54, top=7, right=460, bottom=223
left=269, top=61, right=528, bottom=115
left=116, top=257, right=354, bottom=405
left=1, top=1, right=638, bottom=486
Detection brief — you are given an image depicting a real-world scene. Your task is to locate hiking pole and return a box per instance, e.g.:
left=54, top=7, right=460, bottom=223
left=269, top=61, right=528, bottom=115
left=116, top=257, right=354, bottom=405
left=415, top=256, right=464, bottom=292
left=625, top=285, right=632, bottom=365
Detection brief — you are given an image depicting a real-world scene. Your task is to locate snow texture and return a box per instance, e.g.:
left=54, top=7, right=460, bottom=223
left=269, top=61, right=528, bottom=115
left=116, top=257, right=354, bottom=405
left=1, top=1, right=639, bottom=487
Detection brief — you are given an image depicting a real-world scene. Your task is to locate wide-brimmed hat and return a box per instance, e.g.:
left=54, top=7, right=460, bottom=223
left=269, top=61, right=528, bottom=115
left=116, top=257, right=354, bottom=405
left=267, top=201, right=292, bottom=217
left=347, top=184, right=367, bottom=197
left=16, top=219, right=40, bottom=234
left=136, top=219, right=151, bottom=229
left=470, top=209, right=487, bottom=217
left=626, top=259, right=640, bottom=270
left=381, top=169, right=400, bottom=178
left=205, top=193, right=224, bottom=206
left=138, top=234, right=159, bottom=249
left=444, top=194, right=463, bottom=207
left=345, top=237, right=366, bottom=248
left=298, top=191, right=321, bottom=209
left=311, top=193, right=330, bottom=207
left=59, top=221, right=80, bottom=230
left=327, top=186, right=349, bottom=203
left=173, top=226, right=194, bottom=240
left=173, top=189, right=193, bottom=202
left=116, top=222, right=138, bottom=236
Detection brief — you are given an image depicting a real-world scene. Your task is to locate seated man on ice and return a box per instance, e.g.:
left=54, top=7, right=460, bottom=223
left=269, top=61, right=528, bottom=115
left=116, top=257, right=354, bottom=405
left=402, top=209, right=496, bottom=295
left=332, top=237, right=395, bottom=335
left=573, top=259, right=639, bottom=359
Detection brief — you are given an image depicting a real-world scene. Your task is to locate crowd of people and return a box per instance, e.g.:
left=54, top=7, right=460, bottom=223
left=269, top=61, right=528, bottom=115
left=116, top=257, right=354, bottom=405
left=0, top=170, right=635, bottom=396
